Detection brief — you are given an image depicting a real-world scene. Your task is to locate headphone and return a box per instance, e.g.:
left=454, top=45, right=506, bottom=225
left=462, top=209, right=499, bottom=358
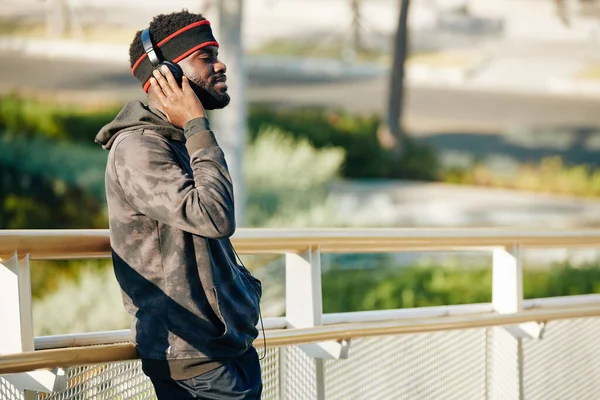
left=141, top=27, right=184, bottom=87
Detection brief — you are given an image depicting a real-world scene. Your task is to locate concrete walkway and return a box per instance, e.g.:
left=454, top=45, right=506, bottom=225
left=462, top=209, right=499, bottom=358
left=330, top=180, right=600, bottom=229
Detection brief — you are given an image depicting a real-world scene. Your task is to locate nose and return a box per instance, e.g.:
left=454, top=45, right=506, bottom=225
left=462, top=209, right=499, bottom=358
left=214, top=59, right=226, bottom=74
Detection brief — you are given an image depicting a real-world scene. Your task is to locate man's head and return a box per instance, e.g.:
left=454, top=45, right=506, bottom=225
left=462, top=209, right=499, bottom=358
left=129, top=10, right=230, bottom=110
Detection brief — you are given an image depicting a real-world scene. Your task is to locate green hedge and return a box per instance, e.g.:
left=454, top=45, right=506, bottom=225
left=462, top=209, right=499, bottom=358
left=322, top=258, right=600, bottom=313
left=0, top=95, right=120, bottom=143
left=0, top=163, right=106, bottom=230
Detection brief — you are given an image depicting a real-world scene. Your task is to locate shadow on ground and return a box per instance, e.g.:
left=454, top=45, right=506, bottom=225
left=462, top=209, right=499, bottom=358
left=416, top=125, right=600, bottom=169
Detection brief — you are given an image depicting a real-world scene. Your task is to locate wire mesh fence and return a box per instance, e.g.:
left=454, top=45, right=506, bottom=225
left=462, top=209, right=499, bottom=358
left=1, top=376, right=23, bottom=400
left=0, top=347, right=280, bottom=400
left=37, top=362, right=155, bottom=400
left=324, top=328, right=488, bottom=400
left=2, top=318, right=600, bottom=399
left=522, top=317, right=600, bottom=400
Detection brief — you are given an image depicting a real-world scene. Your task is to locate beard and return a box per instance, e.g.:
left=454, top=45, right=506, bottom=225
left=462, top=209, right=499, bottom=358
left=186, top=72, right=231, bottom=110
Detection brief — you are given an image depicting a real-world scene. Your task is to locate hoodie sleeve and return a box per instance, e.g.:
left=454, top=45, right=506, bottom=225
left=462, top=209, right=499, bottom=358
left=111, top=125, right=235, bottom=239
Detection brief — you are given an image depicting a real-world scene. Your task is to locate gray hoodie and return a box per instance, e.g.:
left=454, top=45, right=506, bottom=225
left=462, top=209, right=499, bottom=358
left=95, top=101, right=261, bottom=379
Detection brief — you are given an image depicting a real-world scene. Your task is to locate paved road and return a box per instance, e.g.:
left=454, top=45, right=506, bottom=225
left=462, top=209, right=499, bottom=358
left=3, top=52, right=600, bottom=133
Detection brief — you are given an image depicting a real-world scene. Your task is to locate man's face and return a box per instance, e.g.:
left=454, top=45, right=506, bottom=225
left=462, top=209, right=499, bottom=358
left=179, top=46, right=230, bottom=110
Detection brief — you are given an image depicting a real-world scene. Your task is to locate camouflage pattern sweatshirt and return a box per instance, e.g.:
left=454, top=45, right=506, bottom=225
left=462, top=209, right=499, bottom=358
left=95, top=101, right=261, bottom=379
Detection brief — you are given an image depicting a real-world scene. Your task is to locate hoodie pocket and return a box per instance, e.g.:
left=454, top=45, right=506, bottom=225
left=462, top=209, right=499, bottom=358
left=211, top=270, right=260, bottom=345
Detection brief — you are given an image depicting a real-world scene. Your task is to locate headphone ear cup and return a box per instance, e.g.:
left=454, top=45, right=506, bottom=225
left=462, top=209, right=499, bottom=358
left=161, top=61, right=184, bottom=87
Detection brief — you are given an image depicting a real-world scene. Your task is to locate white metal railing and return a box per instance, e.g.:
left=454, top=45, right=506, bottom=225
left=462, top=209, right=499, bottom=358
left=2, top=228, right=600, bottom=400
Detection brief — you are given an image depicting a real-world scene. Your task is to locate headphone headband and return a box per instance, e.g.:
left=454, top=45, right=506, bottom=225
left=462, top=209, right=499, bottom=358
left=141, top=28, right=160, bottom=67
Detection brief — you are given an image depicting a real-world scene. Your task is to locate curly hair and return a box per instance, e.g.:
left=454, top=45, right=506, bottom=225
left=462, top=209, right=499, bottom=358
left=128, top=10, right=206, bottom=69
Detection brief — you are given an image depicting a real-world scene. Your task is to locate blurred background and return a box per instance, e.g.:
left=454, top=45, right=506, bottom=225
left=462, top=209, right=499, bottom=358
left=3, top=0, right=600, bottom=336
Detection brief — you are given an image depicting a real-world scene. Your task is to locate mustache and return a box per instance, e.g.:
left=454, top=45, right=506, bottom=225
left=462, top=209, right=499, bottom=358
left=210, top=74, right=227, bottom=84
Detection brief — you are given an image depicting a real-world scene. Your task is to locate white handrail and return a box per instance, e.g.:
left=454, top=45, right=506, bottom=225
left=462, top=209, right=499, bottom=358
left=3, top=228, right=600, bottom=260
left=4, top=303, right=600, bottom=375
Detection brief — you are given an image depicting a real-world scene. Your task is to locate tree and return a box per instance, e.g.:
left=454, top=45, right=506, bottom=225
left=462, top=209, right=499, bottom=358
left=555, top=0, right=580, bottom=27
left=348, top=0, right=363, bottom=60
left=211, top=0, right=247, bottom=226
left=377, top=0, right=410, bottom=153
left=200, top=0, right=214, bottom=14
left=45, top=0, right=83, bottom=39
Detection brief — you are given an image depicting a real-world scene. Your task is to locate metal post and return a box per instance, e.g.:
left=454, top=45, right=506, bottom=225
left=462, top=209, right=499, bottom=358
left=493, top=245, right=543, bottom=338
left=490, top=244, right=542, bottom=400
left=283, top=248, right=350, bottom=400
left=285, top=249, right=350, bottom=358
left=0, top=253, right=68, bottom=394
left=489, top=246, right=522, bottom=400
left=493, top=245, right=523, bottom=315
left=286, top=249, right=323, bottom=329
left=1, top=253, right=26, bottom=354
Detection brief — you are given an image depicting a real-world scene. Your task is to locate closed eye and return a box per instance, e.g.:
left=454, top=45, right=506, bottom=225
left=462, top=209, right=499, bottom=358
left=198, top=54, right=217, bottom=62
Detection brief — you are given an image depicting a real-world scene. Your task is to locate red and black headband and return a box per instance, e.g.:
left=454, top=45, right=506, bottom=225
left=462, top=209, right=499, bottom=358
left=131, top=20, right=219, bottom=92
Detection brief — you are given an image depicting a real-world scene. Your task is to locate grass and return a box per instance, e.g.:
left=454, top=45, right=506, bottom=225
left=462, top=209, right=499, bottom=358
left=442, top=156, right=600, bottom=198
left=249, top=38, right=388, bottom=63
left=0, top=19, right=48, bottom=38
left=406, top=50, right=484, bottom=70
left=251, top=40, right=484, bottom=70
left=574, top=64, right=600, bottom=81
left=0, top=18, right=136, bottom=45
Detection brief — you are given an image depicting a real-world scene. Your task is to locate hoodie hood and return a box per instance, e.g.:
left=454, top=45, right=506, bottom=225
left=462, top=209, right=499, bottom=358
left=95, top=101, right=185, bottom=150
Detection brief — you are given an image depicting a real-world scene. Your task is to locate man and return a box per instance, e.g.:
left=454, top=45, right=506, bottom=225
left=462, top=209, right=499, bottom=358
left=94, top=10, right=263, bottom=399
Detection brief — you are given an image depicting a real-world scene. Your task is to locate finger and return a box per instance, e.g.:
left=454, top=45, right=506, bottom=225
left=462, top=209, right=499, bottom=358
left=149, top=77, right=166, bottom=101
left=161, top=65, right=181, bottom=92
left=181, top=75, right=191, bottom=92
left=153, top=69, right=173, bottom=96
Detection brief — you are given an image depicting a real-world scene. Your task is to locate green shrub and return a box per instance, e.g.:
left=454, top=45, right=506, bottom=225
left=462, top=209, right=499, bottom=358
left=33, top=265, right=131, bottom=335
left=0, top=134, right=108, bottom=201
left=30, top=259, right=110, bottom=300
left=0, top=163, right=107, bottom=230
left=244, top=126, right=346, bottom=227
left=0, top=95, right=114, bottom=231
left=248, top=106, right=439, bottom=180
left=322, top=259, right=492, bottom=313
left=523, top=261, right=600, bottom=299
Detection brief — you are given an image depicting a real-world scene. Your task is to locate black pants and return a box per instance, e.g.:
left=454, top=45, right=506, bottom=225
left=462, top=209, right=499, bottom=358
left=150, top=348, right=263, bottom=400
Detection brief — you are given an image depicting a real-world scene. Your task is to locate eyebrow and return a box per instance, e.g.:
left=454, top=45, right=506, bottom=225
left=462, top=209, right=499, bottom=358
left=198, top=47, right=218, bottom=57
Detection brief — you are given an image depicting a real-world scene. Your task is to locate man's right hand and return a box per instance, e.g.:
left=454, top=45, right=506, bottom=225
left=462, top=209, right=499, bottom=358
left=150, top=65, right=206, bottom=128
